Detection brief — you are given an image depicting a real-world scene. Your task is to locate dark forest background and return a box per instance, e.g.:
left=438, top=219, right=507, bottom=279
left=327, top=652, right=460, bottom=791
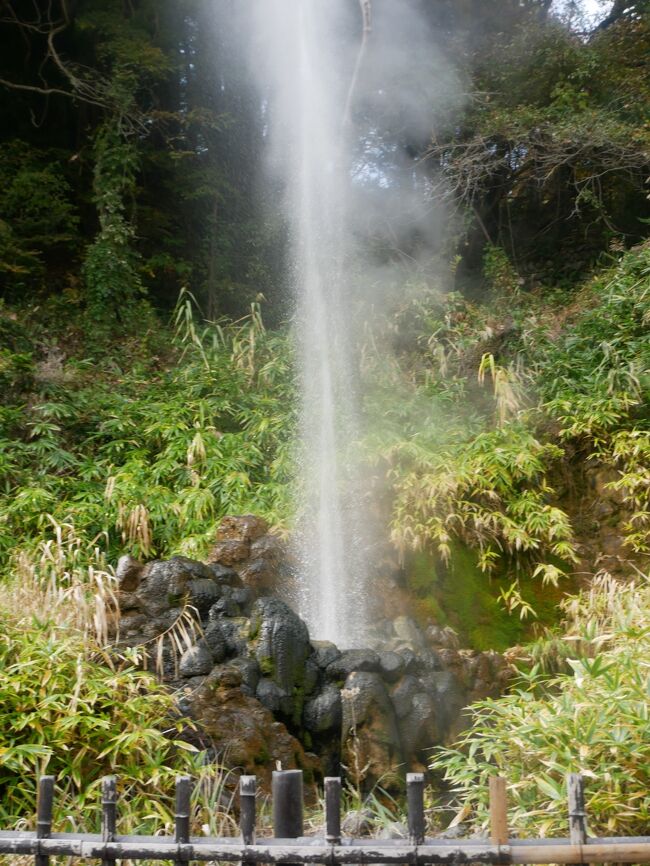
left=0, top=0, right=648, bottom=328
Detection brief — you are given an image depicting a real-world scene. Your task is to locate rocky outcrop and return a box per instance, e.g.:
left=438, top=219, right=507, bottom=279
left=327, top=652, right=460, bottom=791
left=114, top=515, right=514, bottom=790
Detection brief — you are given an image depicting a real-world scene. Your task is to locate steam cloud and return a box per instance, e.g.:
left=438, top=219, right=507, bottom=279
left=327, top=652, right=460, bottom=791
left=232, top=0, right=460, bottom=645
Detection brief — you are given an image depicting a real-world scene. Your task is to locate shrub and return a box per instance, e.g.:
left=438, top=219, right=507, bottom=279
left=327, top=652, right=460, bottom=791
left=431, top=574, right=650, bottom=837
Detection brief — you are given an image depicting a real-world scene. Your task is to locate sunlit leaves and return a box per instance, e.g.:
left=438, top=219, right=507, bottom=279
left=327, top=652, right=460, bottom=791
left=0, top=617, right=198, bottom=829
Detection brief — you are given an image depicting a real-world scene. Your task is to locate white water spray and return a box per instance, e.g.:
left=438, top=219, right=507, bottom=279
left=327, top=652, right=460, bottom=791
left=251, top=1, right=370, bottom=646
left=243, top=0, right=454, bottom=646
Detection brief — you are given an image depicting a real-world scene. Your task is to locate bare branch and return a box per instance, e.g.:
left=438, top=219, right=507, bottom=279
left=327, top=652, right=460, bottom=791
left=0, top=75, right=80, bottom=100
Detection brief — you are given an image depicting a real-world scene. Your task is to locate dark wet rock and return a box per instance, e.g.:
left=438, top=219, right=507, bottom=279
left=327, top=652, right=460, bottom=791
left=228, top=656, right=260, bottom=694
left=185, top=674, right=208, bottom=689
left=312, top=641, right=341, bottom=669
left=218, top=616, right=251, bottom=656
left=341, top=809, right=374, bottom=836
left=423, top=669, right=464, bottom=702
left=397, top=691, right=439, bottom=759
left=426, top=625, right=460, bottom=650
left=203, top=621, right=227, bottom=663
left=250, top=597, right=311, bottom=695
left=378, top=651, right=405, bottom=683
left=119, top=611, right=146, bottom=634
left=239, top=557, right=277, bottom=592
left=112, top=520, right=515, bottom=790
left=172, top=556, right=214, bottom=580
left=207, top=562, right=240, bottom=584
left=304, top=684, right=342, bottom=733
left=217, top=514, right=269, bottom=542
left=232, top=586, right=254, bottom=610
left=210, top=595, right=240, bottom=617
left=140, top=611, right=180, bottom=638
left=208, top=587, right=233, bottom=618
left=419, top=648, right=444, bottom=672
left=419, top=671, right=465, bottom=733
left=179, top=643, right=214, bottom=678
left=210, top=661, right=244, bottom=689
left=341, top=671, right=402, bottom=788
left=436, top=648, right=468, bottom=682
left=250, top=533, right=284, bottom=560
left=186, top=666, right=320, bottom=788
left=207, top=515, right=281, bottom=592
left=256, top=678, right=286, bottom=713
left=326, top=649, right=380, bottom=679
left=135, top=556, right=210, bottom=616
left=390, top=675, right=422, bottom=720
left=187, top=578, right=222, bottom=616
left=303, top=656, right=320, bottom=697
left=396, top=648, right=422, bottom=675
left=118, top=593, right=141, bottom=613
left=116, top=555, right=143, bottom=591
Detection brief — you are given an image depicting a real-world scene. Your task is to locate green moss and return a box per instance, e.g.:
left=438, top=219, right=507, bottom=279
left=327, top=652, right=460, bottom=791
left=259, top=656, right=275, bottom=677
left=405, top=543, right=567, bottom=652
left=253, top=744, right=271, bottom=765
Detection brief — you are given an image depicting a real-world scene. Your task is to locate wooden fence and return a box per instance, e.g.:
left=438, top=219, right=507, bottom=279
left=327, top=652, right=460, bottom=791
left=1, top=770, right=649, bottom=864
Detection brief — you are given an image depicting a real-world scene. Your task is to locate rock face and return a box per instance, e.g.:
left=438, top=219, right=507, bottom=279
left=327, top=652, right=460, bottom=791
left=115, top=515, right=514, bottom=790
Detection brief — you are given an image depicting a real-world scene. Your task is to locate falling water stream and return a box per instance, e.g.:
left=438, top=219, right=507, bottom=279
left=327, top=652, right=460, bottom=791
left=293, top=2, right=369, bottom=647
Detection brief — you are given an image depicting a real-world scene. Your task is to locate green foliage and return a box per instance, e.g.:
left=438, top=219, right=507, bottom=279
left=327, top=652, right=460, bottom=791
left=359, top=244, right=649, bottom=621
left=385, top=421, right=573, bottom=572
left=0, top=142, right=79, bottom=288
left=431, top=10, right=650, bottom=278
left=431, top=574, right=650, bottom=836
left=76, top=0, right=173, bottom=79
left=83, top=112, right=145, bottom=333
left=0, top=513, right=199, bottom=827
left=0, top=617, right=196, bottom=826
left=483, top=244, right=522, bottom=301
left=0, top=298, right=295, bottom=570
left=535, top=247, right=650, bottom=411
left=532, top=245, right=650, bottom=552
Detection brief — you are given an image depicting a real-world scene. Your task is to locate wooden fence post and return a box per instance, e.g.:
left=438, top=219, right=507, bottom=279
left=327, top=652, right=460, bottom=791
left=407, top=773, right=426, bottom=845
left=489, top=776, right=508, bottom=846
left=35, top=775, right=54, bottom=866
left=100, top=776, right=117, bottom=866
left=273, top=769, right=303, bottom=866
left=175, top=774, right=192, bottom=861
left=324, top=777, right=341, bottom=844
left=567, top=773, right=587, bottom=866
left=272, top=770, right=303, bottom=838
left=240, top=775, right=256, bottom=866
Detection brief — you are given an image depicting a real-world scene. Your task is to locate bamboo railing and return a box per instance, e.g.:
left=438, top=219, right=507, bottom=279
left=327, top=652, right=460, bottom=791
left=0, top=770, right=649, bottom=864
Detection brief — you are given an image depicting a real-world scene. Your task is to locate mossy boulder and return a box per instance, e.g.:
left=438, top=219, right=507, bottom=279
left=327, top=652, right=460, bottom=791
left=249, top=596, right=312, bottom=723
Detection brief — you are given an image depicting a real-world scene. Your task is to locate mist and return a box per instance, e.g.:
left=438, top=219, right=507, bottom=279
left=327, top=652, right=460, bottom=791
left=237, top=0, right=459, bottom=646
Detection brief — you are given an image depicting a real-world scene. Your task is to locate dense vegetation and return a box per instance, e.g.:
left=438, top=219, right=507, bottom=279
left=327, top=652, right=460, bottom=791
left=0, top=0, right=649, bottom=836
left=432, top=573, right=650, bottom=836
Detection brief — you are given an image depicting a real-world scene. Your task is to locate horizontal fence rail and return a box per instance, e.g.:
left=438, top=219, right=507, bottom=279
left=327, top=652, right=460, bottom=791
left=0, top=771, right=649, bottom=864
